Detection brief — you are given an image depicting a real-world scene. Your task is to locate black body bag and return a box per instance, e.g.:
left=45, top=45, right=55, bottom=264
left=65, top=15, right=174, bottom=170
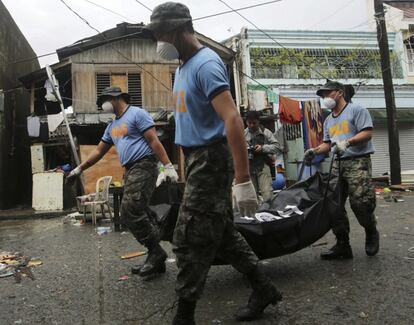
left=234, top=171, right=341, bottom=259
left=152, top=163, right=342, bottom=261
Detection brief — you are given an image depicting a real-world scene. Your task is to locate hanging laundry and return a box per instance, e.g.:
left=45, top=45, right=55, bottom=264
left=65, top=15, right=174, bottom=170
left=27, top=116, right=40, bottom=137
left=266, top=89, right=278, bottom=104
left=302, top=99, right=325, bottom=165
left=301, top=99, right=324, bottom=150
left=44, top=80, right=58, bottom=102
left=278, top=96, right=302, bottom=124
left=47, top=113, right=64, bottom=132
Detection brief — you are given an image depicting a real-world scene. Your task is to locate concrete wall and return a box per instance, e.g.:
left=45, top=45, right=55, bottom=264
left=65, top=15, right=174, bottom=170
left=0, top=1, right=40, bottom=209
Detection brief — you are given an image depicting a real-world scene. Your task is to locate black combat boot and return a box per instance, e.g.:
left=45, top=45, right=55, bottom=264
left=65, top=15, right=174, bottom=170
left=365, top=225, right=379, bottom=256
left=320, top=234, right=353, bottom=260
left=131, top=240, right=167, bottom=276
left=172, top=298, right=196, bottom=325
left=130, top=263, right=143, bottom=274
left=234, top=266, right=282, bottom=321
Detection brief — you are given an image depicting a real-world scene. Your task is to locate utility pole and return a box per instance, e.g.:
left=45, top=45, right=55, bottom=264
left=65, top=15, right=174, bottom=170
left=374, top=0, right=401, bottom=185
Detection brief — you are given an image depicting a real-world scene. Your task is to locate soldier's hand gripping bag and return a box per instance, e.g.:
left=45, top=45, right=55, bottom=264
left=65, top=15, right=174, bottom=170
left=234, top=171, right=341, bottom=259
left=149, top=181, right=183, bottom=242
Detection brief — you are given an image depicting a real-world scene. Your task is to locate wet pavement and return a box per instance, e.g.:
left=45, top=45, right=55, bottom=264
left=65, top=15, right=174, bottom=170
left=0, top=194, right=413, bottom=325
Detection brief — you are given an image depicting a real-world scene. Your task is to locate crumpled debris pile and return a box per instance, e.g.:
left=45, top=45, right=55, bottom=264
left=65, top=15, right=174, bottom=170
left=0, top=251, right=42, bottom=282
left=62, top=212, right=85, bottom=226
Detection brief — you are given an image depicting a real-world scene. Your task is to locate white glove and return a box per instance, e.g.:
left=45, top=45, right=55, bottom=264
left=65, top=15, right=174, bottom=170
left=232, top=180, right=258, bottom=218
left=164, top=163, right=179, bottom=182
left=156, top=163, right=178, bottom=187
left=67, top=165, right=82, bottom=179
left=333, top=140, right=349, bottom=156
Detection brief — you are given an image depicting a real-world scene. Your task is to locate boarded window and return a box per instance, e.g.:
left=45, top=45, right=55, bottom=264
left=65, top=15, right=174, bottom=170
left=96, top=73, right=142, bottom=107
left=128, top=73, right=142, bottom=106
left=111, top=74, right=128, bottom=92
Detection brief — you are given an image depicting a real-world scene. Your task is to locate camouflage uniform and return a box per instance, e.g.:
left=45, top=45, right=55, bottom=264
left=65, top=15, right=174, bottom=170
left=121, top=156, right=159, bottom=245
left=332, top=156, right=376, bottom=236
left=173, top=141, right=259, bottom=301
left=244, top=126, right=280, bottom=202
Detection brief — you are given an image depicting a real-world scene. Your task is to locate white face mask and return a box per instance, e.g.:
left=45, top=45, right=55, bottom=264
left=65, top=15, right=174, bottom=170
left=101, top=101, right=114, bottom=113
left=156, top=41, right=179, bottom=60
left=322, top=97, right=336, bottom=110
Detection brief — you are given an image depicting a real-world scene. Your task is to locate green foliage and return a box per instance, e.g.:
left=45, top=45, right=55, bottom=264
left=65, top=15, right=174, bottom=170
left=250, top=46, right=404, bottom=79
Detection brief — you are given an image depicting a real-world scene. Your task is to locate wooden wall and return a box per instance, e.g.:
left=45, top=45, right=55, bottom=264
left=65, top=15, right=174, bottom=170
left=80, top=145, right=124, bottom=194
left=71, top=39, right=177, bottom=113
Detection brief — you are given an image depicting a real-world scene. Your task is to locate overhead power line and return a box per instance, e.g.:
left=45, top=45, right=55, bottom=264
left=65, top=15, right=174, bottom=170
left=193, top=0, right=283, bottom=21
left=133, top=0, right=152, bottom=13
left=216, top=0, right=328, bottom=79
left=84, top=0, right=138, bottom=22
left=13, top=51, right=57, bottom=64
left=10, top=0, right=283, bottom=66
left=59, top=0, right=171, bottom=91
left=306, top=0, right=356, bottom=30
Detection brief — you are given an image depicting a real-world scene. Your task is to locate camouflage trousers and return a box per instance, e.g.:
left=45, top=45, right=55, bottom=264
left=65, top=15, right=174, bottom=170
left=332, top=156, right=377, bottom=236
left=173, top=141, right=259, bottom=301
left=251, top=164, right=273, bottom=202
left=121, top=156, right=159, bottom=246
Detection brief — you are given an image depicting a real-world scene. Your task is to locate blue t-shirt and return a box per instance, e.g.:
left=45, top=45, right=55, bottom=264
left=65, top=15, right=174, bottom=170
left=323, top=102, right=375, bottom=158
left=173, top=47, right=229, bottom=147
left=101, top=106, right=154, bottom=166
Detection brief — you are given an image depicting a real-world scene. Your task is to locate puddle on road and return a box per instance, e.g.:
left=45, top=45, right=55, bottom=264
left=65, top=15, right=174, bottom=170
left=0, top=219, right=61, bottom=244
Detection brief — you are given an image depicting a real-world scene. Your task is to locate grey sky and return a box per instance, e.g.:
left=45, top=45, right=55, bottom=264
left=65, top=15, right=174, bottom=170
left=3, top=0, right=372, bottom=67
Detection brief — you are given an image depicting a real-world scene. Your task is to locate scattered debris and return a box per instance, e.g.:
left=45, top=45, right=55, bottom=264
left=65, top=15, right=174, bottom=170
left=28, top=258, right=43, bottom=267
left=63, top=212, right=83, bottom=224
left=394, top=232, right=414, bottom=237
left=383, top=187, right=391, bottom=193
left=14, top=266, right=35, bottom=283
left=359, top=311, right=368, bottom=319
left=383, top=195, right=392, bottom=202
left=118, top=275, right=129, bottom=281
left=96, top=227, right=112, bottom=235
left=403, top=247, right=414, bottom=260
left=393, top=195, right=405, bottom=202
left=211, top=320, right=222, bottom=324
left=0, top=264, right=14, bottom=278
left=72, top=220, right=85, bottom=226
left=120, top=251, right=146, bottom=260
left=166, top=258, right=176, bottom=263
left=0, top=252, right=42, bottom=282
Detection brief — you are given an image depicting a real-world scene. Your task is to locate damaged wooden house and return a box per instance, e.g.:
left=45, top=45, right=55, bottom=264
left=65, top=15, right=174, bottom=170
left=19, top=22, right=235, bottom=211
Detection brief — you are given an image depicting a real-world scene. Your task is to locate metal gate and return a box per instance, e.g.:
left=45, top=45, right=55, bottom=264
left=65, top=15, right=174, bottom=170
left=371, top=123, right=414, bottom=176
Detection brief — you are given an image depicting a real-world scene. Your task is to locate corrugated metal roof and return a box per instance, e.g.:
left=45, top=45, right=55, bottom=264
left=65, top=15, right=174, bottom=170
left=56, top=23, right=235, bottom=63
left=385, top=1, right=414, bottom=18
left=245, top=29, right=397, bottom=50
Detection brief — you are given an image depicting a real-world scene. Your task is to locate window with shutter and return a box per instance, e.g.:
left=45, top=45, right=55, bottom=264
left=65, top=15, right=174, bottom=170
left=96, top=73, right=110, bottom=97
left=96, top=73, right=142, bottom=107
left=171, top=72, right=175, bottom=89
left=128, top=73, right=142, bottom=106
